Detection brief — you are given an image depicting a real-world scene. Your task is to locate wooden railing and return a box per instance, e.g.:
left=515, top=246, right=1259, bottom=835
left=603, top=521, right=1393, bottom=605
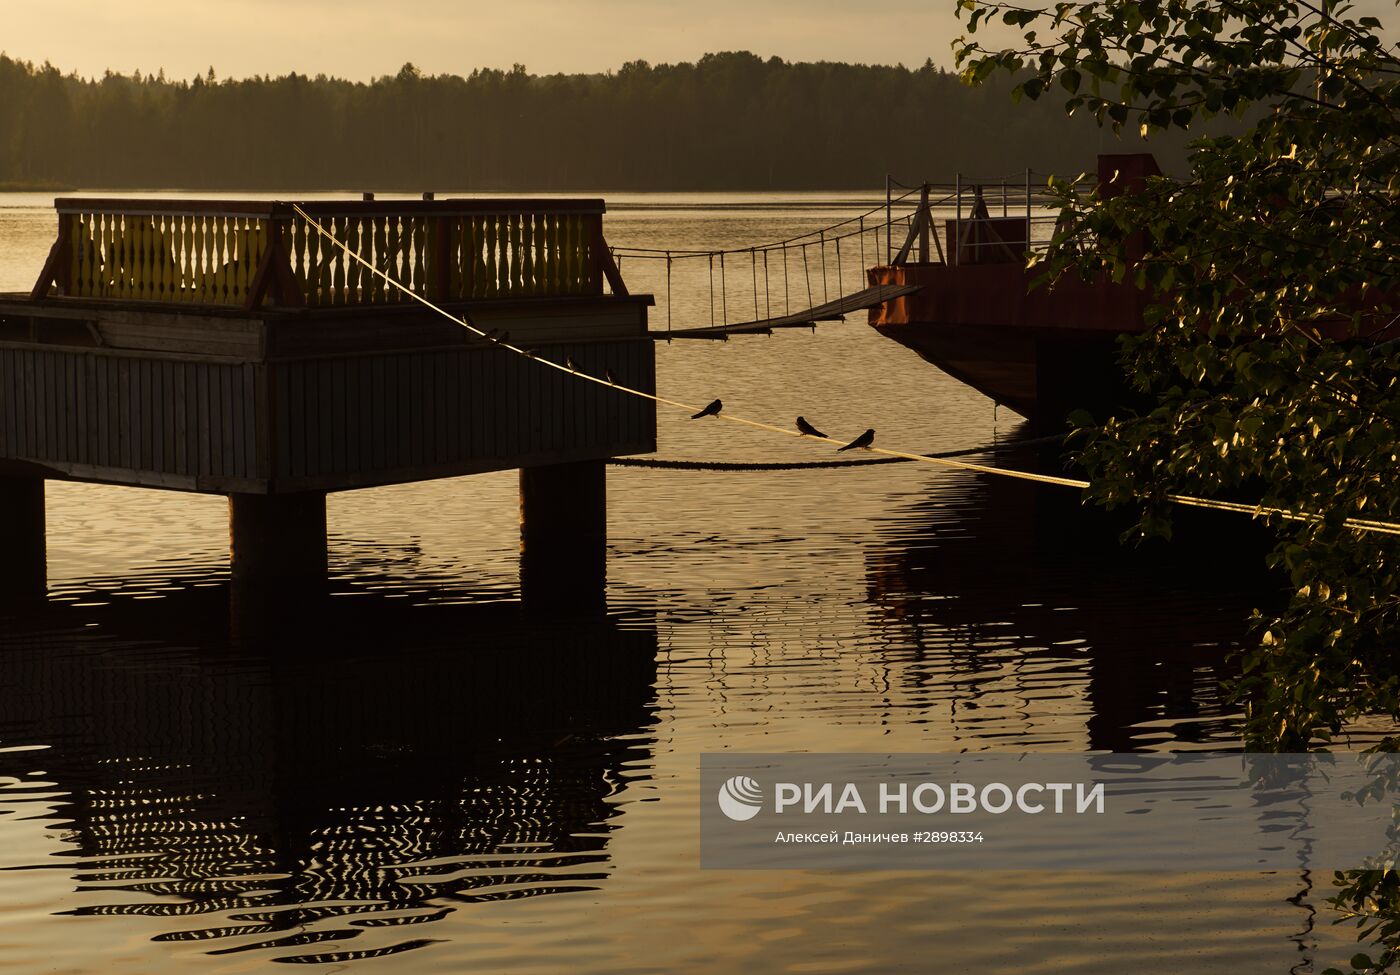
left=31, top=198, right=629, bottom=309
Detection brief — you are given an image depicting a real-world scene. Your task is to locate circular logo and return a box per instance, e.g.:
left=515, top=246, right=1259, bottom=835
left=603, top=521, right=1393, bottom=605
left=717, top=775, right=764, bottom=821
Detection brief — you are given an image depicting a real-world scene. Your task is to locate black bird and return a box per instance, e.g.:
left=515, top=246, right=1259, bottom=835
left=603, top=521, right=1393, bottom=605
left=496, top=331, right=511, bottom=345
left=837, top=428, right=875, bottom=451
left=523, top=348, right=539, bottom=359
left=796, top=416, right=827, bottom=438
left=483, top=328, right=500, bottom=342
left=691, top=399, right=722, bottom=419
left=605, top=368, right=617, bottom=385
left=565, top=355, right=579, bottom=371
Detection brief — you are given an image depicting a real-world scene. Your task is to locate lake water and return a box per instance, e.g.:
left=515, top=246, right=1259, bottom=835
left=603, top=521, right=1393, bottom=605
left=0, top=192, right=1358, bottom=973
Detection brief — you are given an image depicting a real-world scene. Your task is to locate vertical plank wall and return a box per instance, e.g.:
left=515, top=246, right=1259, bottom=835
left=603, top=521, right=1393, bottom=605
left=272, top=338, right=655, bottom=488
left=0, top=347, right=261, bottom=488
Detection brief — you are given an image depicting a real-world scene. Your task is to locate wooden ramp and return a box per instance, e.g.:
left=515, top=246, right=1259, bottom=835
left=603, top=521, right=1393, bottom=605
left=652, top=283, right=922, bottom=340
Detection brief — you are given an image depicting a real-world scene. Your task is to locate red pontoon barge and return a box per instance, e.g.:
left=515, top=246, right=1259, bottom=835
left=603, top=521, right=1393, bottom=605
left=868, top=154, right=1162, bottom=430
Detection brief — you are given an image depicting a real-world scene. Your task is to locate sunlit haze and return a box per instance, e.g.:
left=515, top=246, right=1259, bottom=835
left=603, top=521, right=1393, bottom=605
left=5, top=0, right=966, bottom=79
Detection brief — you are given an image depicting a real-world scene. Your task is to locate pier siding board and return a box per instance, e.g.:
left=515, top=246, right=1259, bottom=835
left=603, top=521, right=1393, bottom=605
left=266, top=338, right=653, bottom=491
left=0, top=295, right=655, bottom=495
left=0, top=345, right=263, bottom=489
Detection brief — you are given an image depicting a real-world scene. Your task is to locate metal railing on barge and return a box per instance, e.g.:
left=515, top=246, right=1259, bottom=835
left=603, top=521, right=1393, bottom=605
left=883, top=172, right=1085, bottom=267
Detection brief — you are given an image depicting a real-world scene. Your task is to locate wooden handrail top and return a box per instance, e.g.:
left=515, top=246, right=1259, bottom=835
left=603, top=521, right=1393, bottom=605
left=54, top=197, right=607, bottom=218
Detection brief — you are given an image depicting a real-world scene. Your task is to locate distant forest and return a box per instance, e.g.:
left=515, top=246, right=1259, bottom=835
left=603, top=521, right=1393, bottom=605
left=0, top=51, right=1196, bottom=192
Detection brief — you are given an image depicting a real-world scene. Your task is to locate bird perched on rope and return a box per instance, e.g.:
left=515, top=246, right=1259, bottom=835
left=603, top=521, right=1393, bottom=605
left=605, top=368, right=617, bottom=385
left=796, top=416, right=827, bottom=438
left=838, top=429, right=875, bottom=451
left=565, top=355, right=579, bottom=371
left=691, top=399, right=722, bottom=419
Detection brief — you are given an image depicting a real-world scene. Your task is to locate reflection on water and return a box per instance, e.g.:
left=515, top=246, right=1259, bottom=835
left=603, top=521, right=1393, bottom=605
left=865, top=460, right=1265, bottom=752
left=0, top=587, right=656, bottom=965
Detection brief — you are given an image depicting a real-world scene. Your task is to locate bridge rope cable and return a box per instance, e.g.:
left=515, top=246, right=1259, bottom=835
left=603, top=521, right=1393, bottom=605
left=751, top=249, right=760, bottom=322
left=610, top=186, right=926, bottom=259
left=786, top=247, right=792, bottom=315
left=763, top=249, right=771, bottom=320
left=836, top=236, right=843, bottom=301
left=285, top=203, right=1400, bottom=539
left=803, top=245, right=813, bottom=310
left=708, top=254, right=715, bottom=327
left=720, top=252, right=728, bottom=326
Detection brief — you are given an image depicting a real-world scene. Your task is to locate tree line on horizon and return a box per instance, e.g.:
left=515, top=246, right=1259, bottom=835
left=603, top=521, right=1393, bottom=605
left=0, top=51, right=1195, bottom=192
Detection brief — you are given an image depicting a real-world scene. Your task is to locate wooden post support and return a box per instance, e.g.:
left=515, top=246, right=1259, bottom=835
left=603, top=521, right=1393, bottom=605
left=519, top=461, right=606, bottom=616
left=229, top=492, right=328, bottom=613
left=30, top=214, right=72, bottom=300
left=917, top=184, right=931, bottom=264
left=0, top=476, right=45, bottom=602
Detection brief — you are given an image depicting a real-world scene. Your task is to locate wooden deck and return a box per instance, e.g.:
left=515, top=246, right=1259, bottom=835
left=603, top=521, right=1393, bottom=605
left=0, top=197, right=656, bottom=495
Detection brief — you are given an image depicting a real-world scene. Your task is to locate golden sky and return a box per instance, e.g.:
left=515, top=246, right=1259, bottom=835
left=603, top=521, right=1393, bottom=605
left=4, top=0, right=967, bottom=79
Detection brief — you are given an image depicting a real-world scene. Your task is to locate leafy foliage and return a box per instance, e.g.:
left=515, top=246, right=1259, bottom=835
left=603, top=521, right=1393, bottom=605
left=957, top=3, right=1400, bottom=969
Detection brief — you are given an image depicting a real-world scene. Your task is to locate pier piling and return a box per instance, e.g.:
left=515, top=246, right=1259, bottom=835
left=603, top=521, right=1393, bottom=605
left=0, top=475, right=45, bottom=602
left=519, top=461, right=607, bottom=616
left=229, top=492, right=329, bottom=611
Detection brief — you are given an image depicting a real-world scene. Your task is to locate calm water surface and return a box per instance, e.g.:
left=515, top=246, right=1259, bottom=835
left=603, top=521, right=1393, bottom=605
left=0, top=192, right=1353, bottom=972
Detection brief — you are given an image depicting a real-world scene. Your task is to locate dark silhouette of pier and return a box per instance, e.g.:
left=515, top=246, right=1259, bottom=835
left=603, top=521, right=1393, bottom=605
left=0, top=196, right=656, bottom=616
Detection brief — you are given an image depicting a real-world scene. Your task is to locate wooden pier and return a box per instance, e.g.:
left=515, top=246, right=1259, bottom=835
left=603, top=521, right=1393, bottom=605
left=0, top=196, right=656, bottom=614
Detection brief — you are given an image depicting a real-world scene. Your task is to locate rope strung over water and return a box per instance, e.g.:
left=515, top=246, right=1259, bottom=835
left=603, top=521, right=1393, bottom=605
left=609, top=435, right=1066, bottom=470
left=286, top=203, right=1400, bottom=539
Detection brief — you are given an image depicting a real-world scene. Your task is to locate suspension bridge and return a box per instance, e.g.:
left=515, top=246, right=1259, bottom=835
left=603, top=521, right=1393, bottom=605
left=606, top=172, right=1061, bottom=339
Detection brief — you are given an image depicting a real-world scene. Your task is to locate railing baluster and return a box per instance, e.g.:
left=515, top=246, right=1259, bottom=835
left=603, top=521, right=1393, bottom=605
left=163, top=214, right=174, bottom=299
left=372, top=216, right=388, bottom=302
left=471, top=217, right=485, bottom=298
left=500, top=215, right=512, bottom=295
left=175, top=216, right=187, bottom=302
left=110, top=215, right=123, bottom=298
left=213, top=216, right=227, bottom=304
left=231, top=218, right=245, bottom=303
left=400, top=216, right=411, bottom=297
left=487, top=215, right=498, bottom=296
left=541, top=214, right=554, bottom=293
left=412, top=215, right=423, bottom=296
left=331, top=216, right=346, bottom=304
left=192, top=216, right=204, bottom=303
left=96, top=213, right=108, bottom=297
left=122, top=215, right=136, bottom=299
left=510, top=214, right=523, bottom=295
left=353, top=217, right=368, bottom=300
